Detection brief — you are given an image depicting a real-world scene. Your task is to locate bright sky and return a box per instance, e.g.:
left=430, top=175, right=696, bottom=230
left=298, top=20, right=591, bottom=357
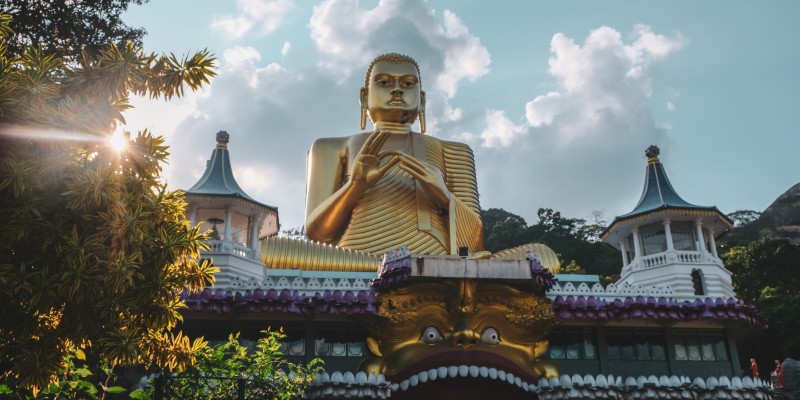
left=122, top=0, right=800, bottom=231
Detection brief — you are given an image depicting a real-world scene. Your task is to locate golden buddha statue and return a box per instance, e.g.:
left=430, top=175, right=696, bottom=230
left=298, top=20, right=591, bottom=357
left=261, top=53, right=560, bottom=273
left=305, top=53, right=484, bottom=257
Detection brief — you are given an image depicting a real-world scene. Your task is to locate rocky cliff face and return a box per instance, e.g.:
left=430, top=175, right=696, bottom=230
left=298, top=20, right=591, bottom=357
left=726, top=182, right=800, bottom=245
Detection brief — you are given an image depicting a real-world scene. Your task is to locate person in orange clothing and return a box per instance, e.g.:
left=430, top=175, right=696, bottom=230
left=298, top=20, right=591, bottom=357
left=774, top=360, right=784, bottom=388
left=751, top=358, right=760, bottom=379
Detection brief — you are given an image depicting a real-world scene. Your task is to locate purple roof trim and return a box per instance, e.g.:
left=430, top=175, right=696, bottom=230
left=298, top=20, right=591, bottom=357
left=530, top=259, right=555, bottom=292
left=370, top=257, right=412, bottom=290
left=182, top=289, right=764, bottom=328
left=182, top=288, right=378, bottom=315
left=551, top=295, right=766, bottom=328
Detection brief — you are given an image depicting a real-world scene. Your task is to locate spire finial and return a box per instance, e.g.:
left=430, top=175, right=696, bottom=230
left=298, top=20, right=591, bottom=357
left=645, top=145, right=660, bottom=164
left=216, top=130, right=230, bottom=148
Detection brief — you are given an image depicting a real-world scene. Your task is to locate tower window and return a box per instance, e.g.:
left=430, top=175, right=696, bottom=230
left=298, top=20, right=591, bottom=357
left=691, top=269, right=704, bottom=295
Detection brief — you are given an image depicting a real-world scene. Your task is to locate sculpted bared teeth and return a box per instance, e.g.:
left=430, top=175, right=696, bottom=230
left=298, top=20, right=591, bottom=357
left=409, top=375, right=419, bottom=387
left=448, top=366, right=458, bottom=378
left=498, top=370, right=506, bottom=381
left=418, top=371, right=428, bottom=383
left=479, top=366, right=488, bottom=378
left=488, top=368, right=498, bottom=380
left=522, top=382, right=529, bottom=392
left=514, top=376, right=521, bottom=387
left=400, top=380, right=409, bottom=391
left=506, top=373, right=515, bottom=384
left=468, top=366, right=479, bottom=378
left=391, top=383, right=399, bottom=391
left=429, top=368, right=438, bottom=381
left=438, top=367, right=448, bottom=379
left=458, top=365, right=469, bottom=378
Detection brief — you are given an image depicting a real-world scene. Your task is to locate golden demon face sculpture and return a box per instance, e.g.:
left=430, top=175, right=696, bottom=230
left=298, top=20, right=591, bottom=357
left=360, top=280, right=558, bottom=389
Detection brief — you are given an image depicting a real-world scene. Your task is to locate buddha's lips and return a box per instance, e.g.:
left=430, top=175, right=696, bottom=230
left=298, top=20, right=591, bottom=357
left=388, top=350, right=537, bottom=383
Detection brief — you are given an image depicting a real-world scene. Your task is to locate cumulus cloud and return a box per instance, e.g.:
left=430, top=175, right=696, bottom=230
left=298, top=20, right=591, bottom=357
left=522, top=25, right=684, bottom=143
left=474, top=25, right=685, bottom=225
left=309, top=0, right=490, bottom=99
left=211, top=0, right=294, bottom=39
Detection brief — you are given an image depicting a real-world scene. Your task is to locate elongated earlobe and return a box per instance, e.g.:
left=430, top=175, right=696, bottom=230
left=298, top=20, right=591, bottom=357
left=360, top=87, right=368, bottom=130
left=419, top=90, right=426, bottom=133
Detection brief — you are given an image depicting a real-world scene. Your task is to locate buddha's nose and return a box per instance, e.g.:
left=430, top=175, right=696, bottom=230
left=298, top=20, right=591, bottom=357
left=450, top=328, right=480, bottom=347
left=391, top=88, right=403, bottom=96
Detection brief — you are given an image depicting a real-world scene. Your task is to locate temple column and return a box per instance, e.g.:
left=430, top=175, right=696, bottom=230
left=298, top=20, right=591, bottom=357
left=709, top=229, right=718, bottom=258
left=620, top=240, right=630, bottom=266
left=694, top=220, right=706, bottom=253
left=632, top=229, right=642, bottom=260
left=188, top=207, right=197, bottom=227
left=663, top=219, right=675, bottom=251
left=224, top=208, right=233, bottom=242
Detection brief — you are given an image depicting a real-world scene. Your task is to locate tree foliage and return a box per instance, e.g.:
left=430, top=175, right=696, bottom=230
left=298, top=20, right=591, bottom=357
left=0, top=0, right=148, bottom=62
left=0, top=13, right=217, bottom=391
left=724, top=238, right=800, bottom=359
left=148, top=330, right=323, bottom=400
left=482, top=207, right=620, bottom=277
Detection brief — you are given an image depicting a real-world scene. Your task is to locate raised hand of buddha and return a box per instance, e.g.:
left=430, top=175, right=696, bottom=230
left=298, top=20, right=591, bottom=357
left=349, top=130, right=400, bottom=191
left=391, top=150, right=451, bottom=209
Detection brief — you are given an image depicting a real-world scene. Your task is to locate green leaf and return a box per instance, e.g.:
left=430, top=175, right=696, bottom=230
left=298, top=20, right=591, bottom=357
left=129, top=389, right=152, bottom=400
left=75, top=348, right=86, bottom=360
left=74, top=367, right=93, bottom=377
left=105, top=386, right=127, bottom=394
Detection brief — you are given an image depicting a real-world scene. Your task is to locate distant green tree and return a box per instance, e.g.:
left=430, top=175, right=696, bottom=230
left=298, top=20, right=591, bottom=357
left=726, top=210, right=761, bottom=227
left=481, top=207, right=620, bottom=276
left=482, top=208, right=530, bottom=253
left=0, top=13, right=217, bottom=392
left=1, top=0, right=149, bottom=62
left=724, top=238, right=800, bottom=360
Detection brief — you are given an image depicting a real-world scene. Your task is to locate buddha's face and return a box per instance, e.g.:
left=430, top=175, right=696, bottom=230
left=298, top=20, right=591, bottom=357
left=361, top=281, right=557, bottom=396
left=362, top=61, right=425, bottom=125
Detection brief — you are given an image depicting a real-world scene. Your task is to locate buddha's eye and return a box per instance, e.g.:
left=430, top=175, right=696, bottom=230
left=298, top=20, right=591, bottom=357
left=401, top=79, right=416, bottom=88
left=420, top=326, right=443, bottom=344
left=375, top=78, right=391, bottom=86
left=481, top=327, right=500, bottom=345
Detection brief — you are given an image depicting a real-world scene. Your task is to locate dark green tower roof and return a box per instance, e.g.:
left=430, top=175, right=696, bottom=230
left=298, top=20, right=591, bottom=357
left=185, top=131, right=277, bottom=212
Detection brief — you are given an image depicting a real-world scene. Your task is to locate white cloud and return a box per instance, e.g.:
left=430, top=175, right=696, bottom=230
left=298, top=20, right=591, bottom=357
left=480, top=110, right=526, bottom=148
left=308, top=0, right=490, bottom=99
left=281, top=41, right=291, bottom=57
left=211, top=0, right=294, bottom=39
left=520, top=25, right=684, bottom=144
left=666, top=101, right=675, bottom=111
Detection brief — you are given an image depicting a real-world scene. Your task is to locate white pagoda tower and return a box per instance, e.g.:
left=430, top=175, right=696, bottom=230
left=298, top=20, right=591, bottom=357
left=184, top=131, right=278, bottom=286
left=600, top=146, right=735, bottom=298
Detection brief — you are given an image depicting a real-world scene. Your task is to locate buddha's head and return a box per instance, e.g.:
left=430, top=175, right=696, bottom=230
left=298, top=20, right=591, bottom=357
left=360, top=53, right=426, bottom=130
left=360, top=280, right=557, bottom=396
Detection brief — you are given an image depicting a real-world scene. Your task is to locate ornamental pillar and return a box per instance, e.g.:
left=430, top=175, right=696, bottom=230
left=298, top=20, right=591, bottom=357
left=632, top=229, right=642, bottom=260
left=663, top=219, right=675, bottom=251
left=709, top=229, right=718, bottom=258
left=188, top=207, right=197, bottom=227
left=224, top=208, right=233, bottom=242
left=620, top=240, right=630, bottom=266
left=694, top=221, right=706, bottom=253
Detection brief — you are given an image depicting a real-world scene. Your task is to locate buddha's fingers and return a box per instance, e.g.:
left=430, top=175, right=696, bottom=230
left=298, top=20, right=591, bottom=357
left=377, top=155, right=401, bottom=177
left=366, top=130, right=390, bottom=155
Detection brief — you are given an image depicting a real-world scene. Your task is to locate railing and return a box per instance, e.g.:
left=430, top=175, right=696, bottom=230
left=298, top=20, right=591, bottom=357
left=153, top=375, right=276, bottom=400
left=203, top=240, right=256, bottom=260
left=623, top=250, right=722, bottom=272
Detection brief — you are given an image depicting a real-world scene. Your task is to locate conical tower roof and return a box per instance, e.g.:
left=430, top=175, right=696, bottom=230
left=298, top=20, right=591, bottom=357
left=186, top=131, right=277, bottom=212
left=600, top=146, right=732, bottom=244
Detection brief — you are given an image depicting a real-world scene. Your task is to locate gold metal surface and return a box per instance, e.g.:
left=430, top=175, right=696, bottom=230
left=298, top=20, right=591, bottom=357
left=260, top=237, right=378, bottom=271
left=360, top=280, right=558, bottom=380
left=305, top=53, right=484, bottom=257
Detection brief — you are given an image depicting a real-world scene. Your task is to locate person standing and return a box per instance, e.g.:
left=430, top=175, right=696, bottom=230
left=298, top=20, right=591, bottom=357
left=751, top=358, right=760, bottom=379
left=775, top=360, right=784, bottom=388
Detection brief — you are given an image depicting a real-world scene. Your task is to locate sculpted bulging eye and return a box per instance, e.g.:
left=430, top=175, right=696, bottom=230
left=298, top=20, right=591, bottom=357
left=420, top=326, right=443, bottom=344
left=481, top=327, right=500, bottom=345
